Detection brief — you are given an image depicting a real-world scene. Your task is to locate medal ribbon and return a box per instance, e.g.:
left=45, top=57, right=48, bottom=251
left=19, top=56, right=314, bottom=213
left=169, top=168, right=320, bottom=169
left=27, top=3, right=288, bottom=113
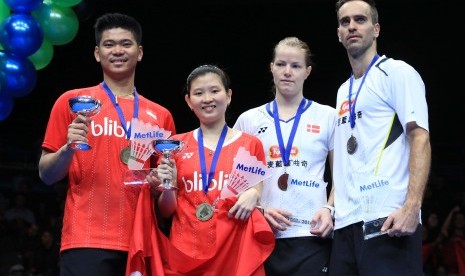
left=271, top=98, right=308, bottom=167
left=102, top=81, right=139, bottom=139
left=198, top=124, right=228, bottom=194
left=348, top=54, right=379, bottom=129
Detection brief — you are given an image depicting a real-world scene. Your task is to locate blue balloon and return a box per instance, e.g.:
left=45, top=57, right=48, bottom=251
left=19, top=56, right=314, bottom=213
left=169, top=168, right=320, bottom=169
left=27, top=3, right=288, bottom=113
left=4, top=0, right=42, bottom=13
left=0, top=51, right=37, bottom=98
left=0, top=13, right=43, bottom=57
left=0, top=51, right=6, bottom=89
left=0, top=93, right=14, bottom=121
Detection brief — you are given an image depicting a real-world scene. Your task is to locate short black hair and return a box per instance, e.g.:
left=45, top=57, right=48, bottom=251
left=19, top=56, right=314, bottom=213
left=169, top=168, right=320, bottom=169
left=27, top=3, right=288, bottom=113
left=94, top=13, right=142, bottom=45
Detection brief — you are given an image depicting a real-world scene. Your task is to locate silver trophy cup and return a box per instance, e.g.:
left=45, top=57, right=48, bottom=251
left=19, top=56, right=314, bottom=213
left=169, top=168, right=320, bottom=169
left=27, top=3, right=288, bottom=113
left=153, top=139, right=184, bottom=191
left=68, top=96, right=101, bottom=150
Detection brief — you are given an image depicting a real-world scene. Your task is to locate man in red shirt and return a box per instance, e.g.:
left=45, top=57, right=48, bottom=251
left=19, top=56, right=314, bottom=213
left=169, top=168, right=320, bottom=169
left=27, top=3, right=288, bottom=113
left=38, top=13, right=175, bottom=275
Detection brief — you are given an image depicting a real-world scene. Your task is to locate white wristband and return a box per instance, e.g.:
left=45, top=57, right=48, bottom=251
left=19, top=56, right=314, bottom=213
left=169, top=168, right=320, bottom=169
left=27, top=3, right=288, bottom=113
left=323, top=204, right=335, bottom=218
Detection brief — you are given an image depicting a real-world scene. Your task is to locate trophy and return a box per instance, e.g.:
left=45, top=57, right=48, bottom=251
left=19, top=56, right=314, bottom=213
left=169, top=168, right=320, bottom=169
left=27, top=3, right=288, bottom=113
left=68, top=96, right=102, bottom=150
left=153, top=139, right=184, bottom=191
left=363, top=217, right=388, bottom=240
left=122, top=120, right=172, bottom=185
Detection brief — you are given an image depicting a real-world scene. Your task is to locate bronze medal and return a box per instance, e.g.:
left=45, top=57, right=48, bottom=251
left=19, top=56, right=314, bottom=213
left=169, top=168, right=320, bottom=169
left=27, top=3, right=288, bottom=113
left=278, top=173, right=289, bottom=191
left=196, top=203, right=214, bottom=221
left=347, top=135, right=358, bottom=155
left=120, top=146, right=131, bottom=165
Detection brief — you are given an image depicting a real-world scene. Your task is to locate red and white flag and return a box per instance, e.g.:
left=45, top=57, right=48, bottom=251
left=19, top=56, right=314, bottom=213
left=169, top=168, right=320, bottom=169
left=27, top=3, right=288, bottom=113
left=126, top=185, right=275, bottom=276
left=307, top=124, right=320, bottom=133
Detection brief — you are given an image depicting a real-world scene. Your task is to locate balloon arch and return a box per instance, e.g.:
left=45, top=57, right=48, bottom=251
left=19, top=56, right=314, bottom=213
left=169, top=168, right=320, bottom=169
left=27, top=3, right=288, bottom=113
left=0, top=0, right=81, bottom=121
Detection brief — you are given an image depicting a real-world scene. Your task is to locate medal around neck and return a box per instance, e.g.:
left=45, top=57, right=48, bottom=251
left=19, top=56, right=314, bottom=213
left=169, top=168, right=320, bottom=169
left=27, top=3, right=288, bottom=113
left=120, top=146, right=131, bottom=165
left=346, top=55, right=379, bottom=156
left=347, top=135, right=358, bottom=155
left=68, top=96, right=102, bottom=150
left=196, top=203, right=214, bottom=221
left=278, top=172, right=289, bottom=191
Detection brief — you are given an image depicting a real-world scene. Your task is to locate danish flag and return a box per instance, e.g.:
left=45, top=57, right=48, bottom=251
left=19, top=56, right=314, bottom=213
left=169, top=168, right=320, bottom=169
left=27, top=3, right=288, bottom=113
left=307, top=124, right=320, bottom=133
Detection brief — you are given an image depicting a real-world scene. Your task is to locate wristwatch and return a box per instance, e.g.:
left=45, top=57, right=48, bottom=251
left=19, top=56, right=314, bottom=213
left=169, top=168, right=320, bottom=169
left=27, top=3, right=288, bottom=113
left=323, top=204, right=335, bottom=218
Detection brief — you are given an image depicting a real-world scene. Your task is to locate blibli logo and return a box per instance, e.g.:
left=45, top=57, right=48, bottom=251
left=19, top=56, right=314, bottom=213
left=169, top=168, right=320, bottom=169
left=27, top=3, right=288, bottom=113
left=182, top=171, right=229, bottom=192
left=91, top=117, right=130, bottom=138
left=90, top=118, right=164, bottom=139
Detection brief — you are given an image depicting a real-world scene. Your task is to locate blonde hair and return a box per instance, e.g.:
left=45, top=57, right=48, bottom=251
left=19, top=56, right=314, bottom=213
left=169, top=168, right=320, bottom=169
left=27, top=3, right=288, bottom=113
left=272, top=37, right=313, bottom=67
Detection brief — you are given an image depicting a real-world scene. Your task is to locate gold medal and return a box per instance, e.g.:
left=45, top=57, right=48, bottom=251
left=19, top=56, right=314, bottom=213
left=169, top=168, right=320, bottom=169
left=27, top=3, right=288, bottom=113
left=278, top=172, right=289, bottom=191
left=347, top=135, right=358, bottom=155
left=120, top=146, right=131, bottom=165
left=196, top=203, right=214, bottom=221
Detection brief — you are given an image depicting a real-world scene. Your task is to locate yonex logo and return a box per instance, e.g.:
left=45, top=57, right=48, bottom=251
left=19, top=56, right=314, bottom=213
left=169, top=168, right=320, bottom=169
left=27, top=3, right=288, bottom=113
left=258, top=127, right=267, bottom=134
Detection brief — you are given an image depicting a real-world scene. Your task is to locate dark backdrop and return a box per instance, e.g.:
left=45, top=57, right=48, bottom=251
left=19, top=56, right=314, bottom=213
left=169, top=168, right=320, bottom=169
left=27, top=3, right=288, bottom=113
left=0, top=0, right=463, bottom=189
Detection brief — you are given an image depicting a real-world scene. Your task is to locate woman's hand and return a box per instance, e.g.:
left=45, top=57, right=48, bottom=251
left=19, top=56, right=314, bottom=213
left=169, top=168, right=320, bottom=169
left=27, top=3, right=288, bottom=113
left=146, top=157, right=177, bottom=193
left=228, top=188, right=260, bottom=221
left=263, top=208, right=292, bottom=231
